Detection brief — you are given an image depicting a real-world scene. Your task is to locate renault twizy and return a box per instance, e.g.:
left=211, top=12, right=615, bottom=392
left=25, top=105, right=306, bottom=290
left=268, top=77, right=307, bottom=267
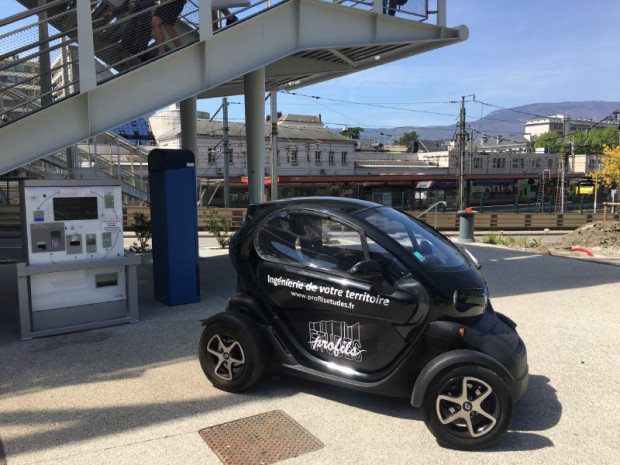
left=199, top=198, right=528, bottom=450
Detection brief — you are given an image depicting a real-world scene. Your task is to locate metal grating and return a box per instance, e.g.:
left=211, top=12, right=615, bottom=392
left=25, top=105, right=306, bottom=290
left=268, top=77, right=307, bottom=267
left=199, top=410, right=324, bottom=465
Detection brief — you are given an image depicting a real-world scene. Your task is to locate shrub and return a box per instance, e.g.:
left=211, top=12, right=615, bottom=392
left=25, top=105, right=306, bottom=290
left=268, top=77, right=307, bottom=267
left=204, top=210, right=233, bottom=249
left=129, top=212, right=152, bottom=253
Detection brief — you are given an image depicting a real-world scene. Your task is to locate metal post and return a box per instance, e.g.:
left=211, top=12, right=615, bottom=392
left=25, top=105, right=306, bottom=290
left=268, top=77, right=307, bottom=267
left=180, top=97, right=197, bottom=156
left=38, top=1, right=52, bottom=107
left=458, top=96, right=466, bottom=211
left=117, top=144, right=121, bottom=180
left=66, top=146, right=74, bottom=179
left=270, top=91, right=278, bottom=200
left=76, top=0, right=97, bottom=92
left=222, top=97, right=230, bottom=208
left=244, top=67, right=266, bottom=205
left=199, top=0, right=214, bottom=39
left=93, top=137, right=98, bottom=173
left=593, top=170, right=598, bottom=214
left=437, top=0, right=447, bottom=27
left=469, top=129, right=474, bottom=175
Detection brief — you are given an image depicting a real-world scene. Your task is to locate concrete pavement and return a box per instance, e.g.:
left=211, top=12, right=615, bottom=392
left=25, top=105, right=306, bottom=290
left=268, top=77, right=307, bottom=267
left=0, top=240, right=619, bottom=464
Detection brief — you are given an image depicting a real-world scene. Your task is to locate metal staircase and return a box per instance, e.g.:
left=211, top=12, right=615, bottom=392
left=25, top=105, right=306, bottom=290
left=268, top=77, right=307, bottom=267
left=1, top=0, right=468, bottom=183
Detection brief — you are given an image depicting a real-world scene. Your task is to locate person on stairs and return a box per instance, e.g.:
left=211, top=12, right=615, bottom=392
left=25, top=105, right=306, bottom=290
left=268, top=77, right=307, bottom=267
left=104, top=0, right=156, bottom=62
left=152, top=0, right=187, bottom=55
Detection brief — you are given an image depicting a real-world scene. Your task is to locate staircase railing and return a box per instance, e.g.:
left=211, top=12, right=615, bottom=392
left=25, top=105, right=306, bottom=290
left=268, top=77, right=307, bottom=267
left=1, top=0, right=437, bottom=128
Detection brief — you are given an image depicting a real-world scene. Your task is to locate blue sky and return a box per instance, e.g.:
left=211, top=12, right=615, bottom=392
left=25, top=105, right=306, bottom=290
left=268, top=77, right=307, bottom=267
left=3, top=0, right=619, bottom=130
left=266, top=0, right=620, bottom=129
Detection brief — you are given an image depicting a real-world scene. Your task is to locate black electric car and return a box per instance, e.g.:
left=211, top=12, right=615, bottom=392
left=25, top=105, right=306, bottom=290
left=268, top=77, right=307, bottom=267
left=198, top=197, right=528, bottom=450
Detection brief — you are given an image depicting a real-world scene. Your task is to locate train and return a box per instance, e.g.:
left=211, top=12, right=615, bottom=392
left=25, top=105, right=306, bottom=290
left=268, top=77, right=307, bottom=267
left=416, top=179, right=537, bottom=205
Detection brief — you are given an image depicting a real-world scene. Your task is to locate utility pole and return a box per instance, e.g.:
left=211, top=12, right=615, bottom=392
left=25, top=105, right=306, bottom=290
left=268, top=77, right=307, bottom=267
left=469, top=129, right=474, bottom=175
left=270, top=92, right=278, bottom=200
left=222, top=97, right=230, bottom=208
left=458, top=94, right=474, bottom=210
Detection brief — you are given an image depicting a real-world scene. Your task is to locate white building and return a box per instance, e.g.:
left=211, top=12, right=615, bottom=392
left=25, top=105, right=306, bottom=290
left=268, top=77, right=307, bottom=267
left=524, top=113, right=619, bottom=141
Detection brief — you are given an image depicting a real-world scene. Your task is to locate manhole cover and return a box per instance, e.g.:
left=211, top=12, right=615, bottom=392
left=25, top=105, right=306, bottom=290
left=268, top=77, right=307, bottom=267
left=199, top=410, right=324, bottom=465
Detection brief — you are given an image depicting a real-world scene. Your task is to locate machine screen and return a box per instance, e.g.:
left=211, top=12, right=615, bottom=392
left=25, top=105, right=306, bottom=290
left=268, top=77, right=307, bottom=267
left=53, top=197, right=98, bottom=221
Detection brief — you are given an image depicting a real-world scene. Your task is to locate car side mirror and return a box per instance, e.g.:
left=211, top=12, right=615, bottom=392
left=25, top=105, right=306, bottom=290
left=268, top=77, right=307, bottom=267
left=419, top=240, right=432, bottom=255
left=350, top=259, right=393, bottom=294
left=349, top=259, right=383, bottom=276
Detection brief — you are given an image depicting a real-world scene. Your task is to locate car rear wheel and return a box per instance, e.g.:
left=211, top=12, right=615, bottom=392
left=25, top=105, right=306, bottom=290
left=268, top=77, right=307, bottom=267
left=198, top=314, right=264, bottom=392
left=422, top=365, right=513, bottom=450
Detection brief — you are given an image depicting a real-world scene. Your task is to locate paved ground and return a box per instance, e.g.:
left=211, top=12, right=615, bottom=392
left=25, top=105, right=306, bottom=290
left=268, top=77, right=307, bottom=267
left=0, top=238, right=619, bottom=464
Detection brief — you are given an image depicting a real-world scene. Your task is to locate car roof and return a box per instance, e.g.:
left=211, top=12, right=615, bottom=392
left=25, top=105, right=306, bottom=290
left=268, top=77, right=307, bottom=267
left=246, top=197, right=382, bottom=220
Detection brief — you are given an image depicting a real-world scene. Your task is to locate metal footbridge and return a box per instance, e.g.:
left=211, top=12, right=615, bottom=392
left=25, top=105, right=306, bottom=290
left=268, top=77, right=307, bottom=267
left=0, top=0, right=468, bottom=201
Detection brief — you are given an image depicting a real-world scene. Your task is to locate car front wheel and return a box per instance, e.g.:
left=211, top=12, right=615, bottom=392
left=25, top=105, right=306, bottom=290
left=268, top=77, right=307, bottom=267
left=422, top=365, right=513, bottom=450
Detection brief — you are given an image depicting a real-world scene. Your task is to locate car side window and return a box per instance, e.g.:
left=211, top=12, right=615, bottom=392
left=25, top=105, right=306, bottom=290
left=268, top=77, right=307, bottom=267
left=255, top=211, right=366, bottom=272
left=366, top=236, right=410, bottom=284
left=320, top=218, right=366, bottom=271
left=255, top=211, right=303, bottom=264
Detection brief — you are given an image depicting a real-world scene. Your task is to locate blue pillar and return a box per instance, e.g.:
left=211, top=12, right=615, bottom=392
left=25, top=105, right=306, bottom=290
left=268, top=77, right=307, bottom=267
left=148, top=149, right=200, bottom=305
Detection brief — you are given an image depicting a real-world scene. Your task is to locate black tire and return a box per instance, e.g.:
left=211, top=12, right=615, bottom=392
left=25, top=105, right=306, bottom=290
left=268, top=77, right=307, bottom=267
left=198, top=314, right=264, bottom=393
left=422, top=365, right=513, bottom=450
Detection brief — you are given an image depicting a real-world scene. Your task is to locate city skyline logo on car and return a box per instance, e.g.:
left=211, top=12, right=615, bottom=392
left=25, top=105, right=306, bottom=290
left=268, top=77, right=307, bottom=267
left=308, top=320, right=365, bottom=362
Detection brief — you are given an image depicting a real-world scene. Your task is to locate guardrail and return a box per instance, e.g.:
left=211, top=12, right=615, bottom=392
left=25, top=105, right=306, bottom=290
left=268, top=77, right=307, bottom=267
left=123, top=205, right=247, bottom=230
left=413, top=211, right=619, bottom=230
left=603, top=202, right=620, bottom=221
left=2, top=203, right=617, bottom=233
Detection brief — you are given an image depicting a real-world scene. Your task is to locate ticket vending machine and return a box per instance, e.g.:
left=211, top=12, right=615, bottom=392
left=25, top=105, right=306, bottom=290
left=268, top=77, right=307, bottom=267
left=16, top=180, right=140, bottom=340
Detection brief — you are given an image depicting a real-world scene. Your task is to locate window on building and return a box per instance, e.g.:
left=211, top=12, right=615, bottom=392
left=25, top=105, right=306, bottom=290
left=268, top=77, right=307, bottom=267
left=511, top=158, right=524, bottom=169
left=208, top=148, right=215, bottom=163
left=546, top=158, right=553, bottom=169
left=328, top=151, right=335, bottom=164
left=314, top=151, right=321, bottom=164
left=473, top=157, right=483, bottom=169
left=341, top=152, right=348, bottom=164
left=291, top=150, right=298, bottom=164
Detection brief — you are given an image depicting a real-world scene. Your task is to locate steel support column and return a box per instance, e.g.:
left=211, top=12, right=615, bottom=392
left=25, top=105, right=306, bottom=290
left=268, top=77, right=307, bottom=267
left=180, top=97, right=198, bottom=156
left=244, top=67, right=266, bottom=204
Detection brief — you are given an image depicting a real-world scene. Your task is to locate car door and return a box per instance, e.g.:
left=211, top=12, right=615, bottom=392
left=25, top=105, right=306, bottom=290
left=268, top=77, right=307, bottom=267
left=254, top=209, right=430, bottom=373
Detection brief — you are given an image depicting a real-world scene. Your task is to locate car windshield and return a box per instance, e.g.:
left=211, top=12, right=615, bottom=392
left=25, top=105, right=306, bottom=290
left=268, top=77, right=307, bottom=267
left=355, top=207, right=469, bottom=271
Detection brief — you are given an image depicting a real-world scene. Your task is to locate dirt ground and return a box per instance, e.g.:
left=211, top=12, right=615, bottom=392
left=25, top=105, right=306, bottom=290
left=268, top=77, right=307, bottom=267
left=545, top=220, right=620, bottom=258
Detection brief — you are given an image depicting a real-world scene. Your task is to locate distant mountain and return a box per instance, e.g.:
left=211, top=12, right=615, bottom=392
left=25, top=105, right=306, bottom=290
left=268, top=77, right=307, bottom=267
left=361, top=101, right=620, bottom=144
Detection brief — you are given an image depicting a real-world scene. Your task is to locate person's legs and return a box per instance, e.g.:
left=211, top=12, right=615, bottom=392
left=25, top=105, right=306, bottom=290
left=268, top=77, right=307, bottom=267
left=152, top=15, right=167, bottom=55
left=163, top=23, right=181, bottom=48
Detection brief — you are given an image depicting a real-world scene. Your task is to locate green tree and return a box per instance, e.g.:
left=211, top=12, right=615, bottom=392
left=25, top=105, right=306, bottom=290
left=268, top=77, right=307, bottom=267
left=533, top=131, right=562, bottom=153
left=577, top=127, right=619, bottom=153
left=340, top=127, right=364, bottom=139
left=393, top=130, right=419, bottom=150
